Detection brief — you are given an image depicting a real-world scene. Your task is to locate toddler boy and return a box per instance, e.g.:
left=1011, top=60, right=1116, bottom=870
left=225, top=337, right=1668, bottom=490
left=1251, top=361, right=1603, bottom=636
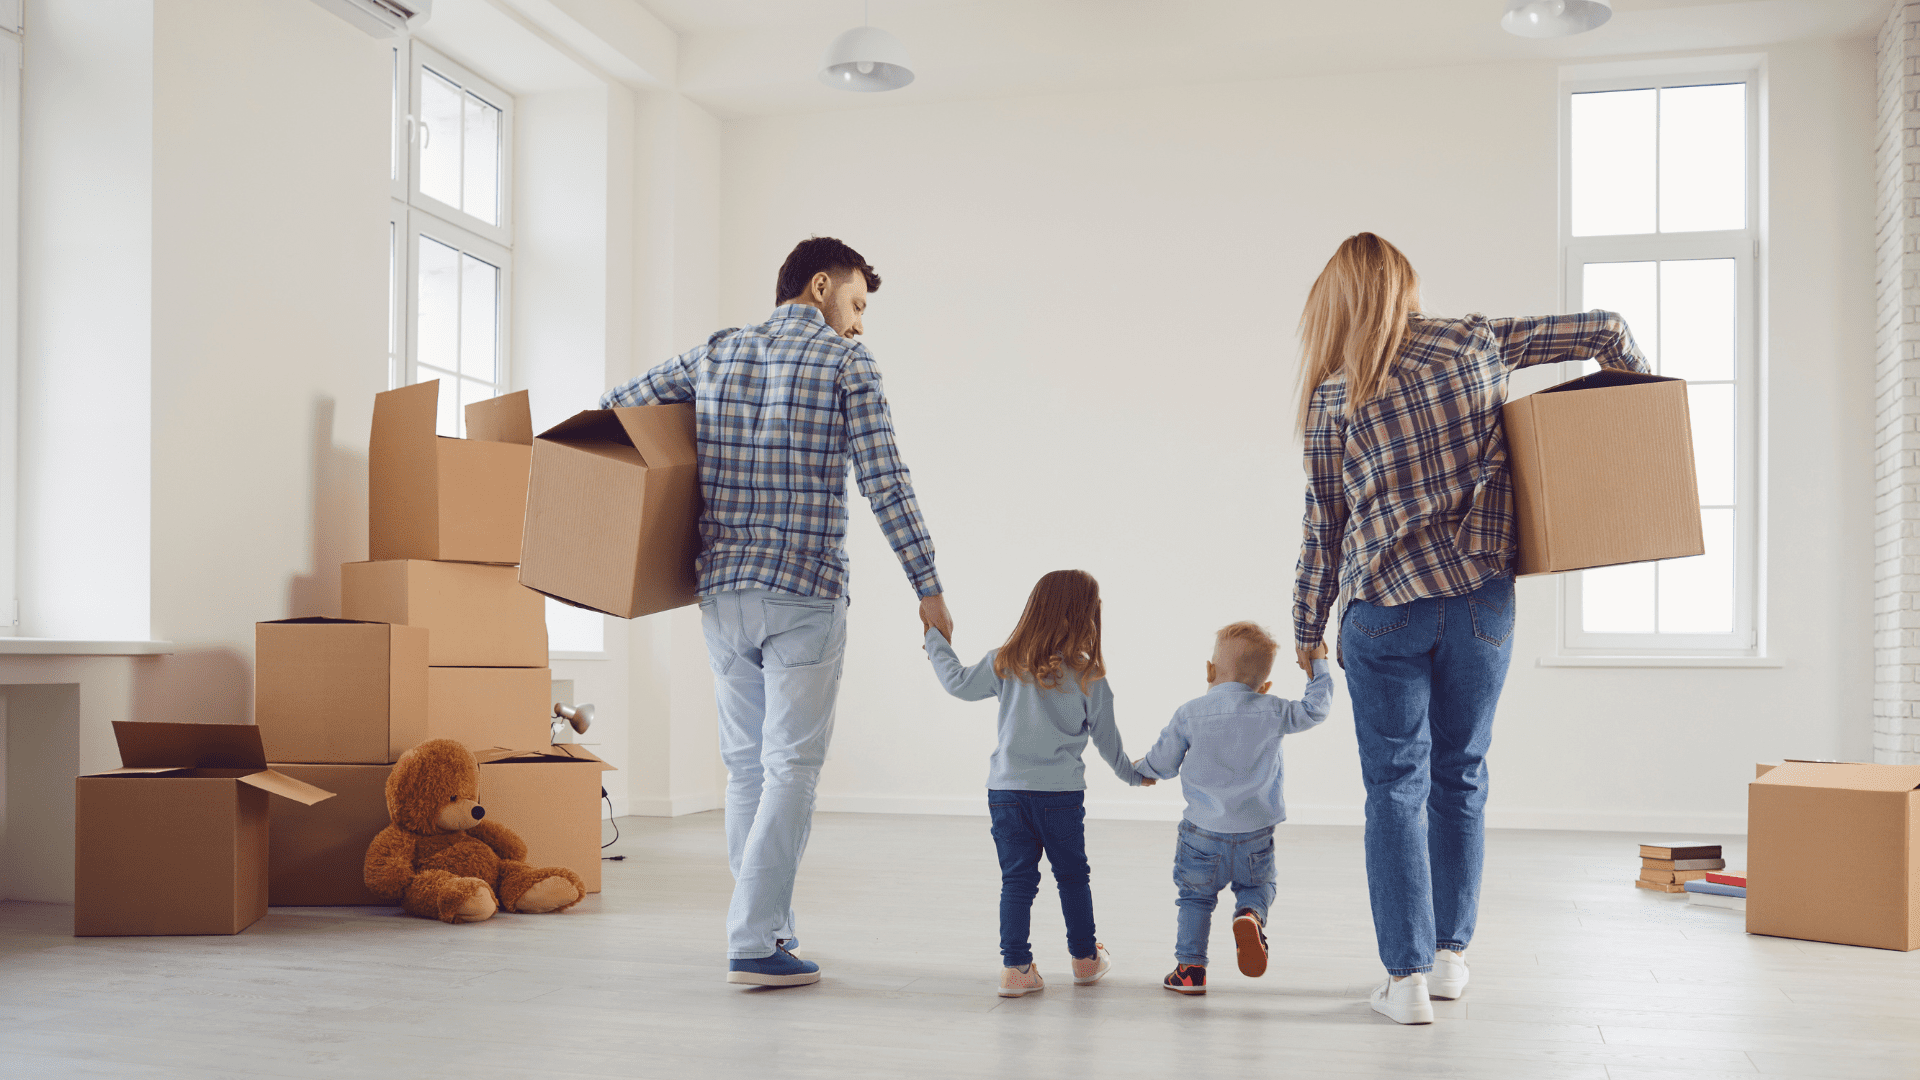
left=1134, top=622, right=1331, bottom=994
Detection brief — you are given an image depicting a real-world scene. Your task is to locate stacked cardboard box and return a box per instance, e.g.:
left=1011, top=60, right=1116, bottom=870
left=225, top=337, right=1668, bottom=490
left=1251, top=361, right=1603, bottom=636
left=257, top=382, right=613, bottom=905
left=1634, top=840, right=1725, bottom=893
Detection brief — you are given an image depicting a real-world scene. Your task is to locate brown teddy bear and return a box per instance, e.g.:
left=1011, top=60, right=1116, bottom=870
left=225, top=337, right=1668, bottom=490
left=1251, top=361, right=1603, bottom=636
left=364, top=738, right=587, bottom=923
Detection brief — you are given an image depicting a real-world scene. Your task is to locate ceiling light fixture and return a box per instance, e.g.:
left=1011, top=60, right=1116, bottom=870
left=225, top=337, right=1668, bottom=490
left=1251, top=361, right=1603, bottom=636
left=1500, top=0, right=1612, bottom=38
left=820, top=1, right=914, bottom=92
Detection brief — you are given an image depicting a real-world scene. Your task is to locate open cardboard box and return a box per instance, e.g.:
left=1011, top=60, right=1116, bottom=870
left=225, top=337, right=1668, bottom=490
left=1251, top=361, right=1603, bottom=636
left=519, top=403, right=701, bottom=620
left=371, top=381, right=533, bottom=565
left=1748, top=760, right=1920, bottom=951
left=76, top=722, right=334, bottom=936
left=1504, top=369, right=1704, bottom=575
left=255, top=618, right=428, bottom=764
left=341, top=558, right=547, bottom=667
left=477, top=744, right=617, bottom=894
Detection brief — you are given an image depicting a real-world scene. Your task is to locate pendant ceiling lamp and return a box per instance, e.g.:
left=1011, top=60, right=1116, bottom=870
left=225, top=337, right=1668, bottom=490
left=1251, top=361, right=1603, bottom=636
left=1500, top=0, right=1612, bottom=38
left=820, top=1, right=914, bottom=92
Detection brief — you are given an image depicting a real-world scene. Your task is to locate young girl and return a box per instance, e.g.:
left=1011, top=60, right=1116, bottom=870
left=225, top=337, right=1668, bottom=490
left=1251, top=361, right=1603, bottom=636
left=922, top=569, right=1151, bottom=997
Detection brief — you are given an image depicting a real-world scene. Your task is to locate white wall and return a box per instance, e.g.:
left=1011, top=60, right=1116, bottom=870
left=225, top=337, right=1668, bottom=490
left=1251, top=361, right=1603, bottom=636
left=714, top=39, right=1878, bottom=834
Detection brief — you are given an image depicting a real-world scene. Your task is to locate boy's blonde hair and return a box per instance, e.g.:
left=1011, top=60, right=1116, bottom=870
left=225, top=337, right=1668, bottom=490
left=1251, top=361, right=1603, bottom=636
left=1214, top=621, right=1280, bottom=686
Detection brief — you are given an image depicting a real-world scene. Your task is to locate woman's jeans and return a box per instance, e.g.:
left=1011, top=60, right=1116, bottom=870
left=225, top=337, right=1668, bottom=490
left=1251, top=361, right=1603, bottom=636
left=987, top=789, right=1096, bottom=967
left=1340, top=575, right=1514, bottom=977
left=1172, top=821, right=1276, bottom=967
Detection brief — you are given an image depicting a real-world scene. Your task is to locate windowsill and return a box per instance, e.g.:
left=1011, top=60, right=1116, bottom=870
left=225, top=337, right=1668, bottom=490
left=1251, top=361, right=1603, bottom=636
left=549, top=651, right=610, bottom=662
left=1537, top=655, right=1781, bottom=669
left=0, top=638, right=175, bottom=656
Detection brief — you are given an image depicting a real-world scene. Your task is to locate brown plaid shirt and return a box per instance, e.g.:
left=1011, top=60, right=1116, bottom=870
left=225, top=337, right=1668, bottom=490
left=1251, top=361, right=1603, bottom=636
left=1292, top=311, right=1650, bottom=650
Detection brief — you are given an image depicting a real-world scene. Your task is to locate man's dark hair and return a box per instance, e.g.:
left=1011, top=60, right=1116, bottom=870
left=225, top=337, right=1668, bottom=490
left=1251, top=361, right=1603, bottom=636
left=775, top=237, right=881, bottom=304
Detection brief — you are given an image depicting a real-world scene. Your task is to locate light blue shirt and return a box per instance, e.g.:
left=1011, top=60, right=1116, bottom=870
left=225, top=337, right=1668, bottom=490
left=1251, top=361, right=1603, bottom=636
left=924, top=628, right=1145, bottom=791
left=1136, top=660, right=1333, bottom=833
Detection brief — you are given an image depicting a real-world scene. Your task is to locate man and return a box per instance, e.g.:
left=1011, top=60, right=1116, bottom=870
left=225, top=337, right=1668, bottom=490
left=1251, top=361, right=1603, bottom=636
left=601, top=237, right=952, bottom=987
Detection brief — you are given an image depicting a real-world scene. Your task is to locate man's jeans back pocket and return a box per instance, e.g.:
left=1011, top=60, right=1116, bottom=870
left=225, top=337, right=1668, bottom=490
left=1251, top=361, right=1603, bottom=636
left=1349, top=601, right=1410, bottom=638
left=763, top=597, right=834, bottom=667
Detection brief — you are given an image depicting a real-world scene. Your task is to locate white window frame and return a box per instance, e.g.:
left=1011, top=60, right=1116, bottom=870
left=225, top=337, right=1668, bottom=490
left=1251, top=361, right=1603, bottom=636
left=402, top=207, right=512, bottom=433
left=1555, top=67, right=1764, bottom=659
left=0, top=12, right=21, bottom=635
left=406, top=41, right=512, bottom=247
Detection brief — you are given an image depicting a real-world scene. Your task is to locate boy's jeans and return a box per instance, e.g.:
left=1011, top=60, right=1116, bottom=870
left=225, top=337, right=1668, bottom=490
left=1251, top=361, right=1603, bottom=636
left=700, top=589, right=849, bottom=961
left=1172, top=821, right=1277, bottom=967
left=1339, top=574, right=1514, bottom=977
left=987, top=789, right=1096, bottom=968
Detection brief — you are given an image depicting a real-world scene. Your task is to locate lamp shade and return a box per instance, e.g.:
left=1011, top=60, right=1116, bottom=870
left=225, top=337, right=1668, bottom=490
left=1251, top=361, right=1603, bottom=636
left=1500, top=0, right=1612, bottom=38
left=819, top=25, right=915, bottom=92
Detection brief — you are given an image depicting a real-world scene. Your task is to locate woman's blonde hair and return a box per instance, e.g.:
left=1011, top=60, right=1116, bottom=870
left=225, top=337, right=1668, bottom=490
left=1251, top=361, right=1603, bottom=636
left=994, top=569, right=1105, bottom=691
left=1295, top=233, right=1423, bottom=433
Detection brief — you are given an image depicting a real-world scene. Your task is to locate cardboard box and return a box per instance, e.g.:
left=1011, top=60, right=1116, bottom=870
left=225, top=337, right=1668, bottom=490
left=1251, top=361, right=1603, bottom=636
left=341, top=559, right=547, bottom=667
left=519, top=404, right=701, bottom=619
left=428, top=666, right=554, bottom=752
left=255, top=618, right=428, bottom=764
left=76, top=722, right=334, bottom=936
left=371, top=380, right=534, bottom=565
left=267, top=763, right=393, bottom=906
left=1747, top=760, right=1920, bottom=951
left=1503, top=369, right=1704, bottom=575
left=478, top=745, right=616, bottom=894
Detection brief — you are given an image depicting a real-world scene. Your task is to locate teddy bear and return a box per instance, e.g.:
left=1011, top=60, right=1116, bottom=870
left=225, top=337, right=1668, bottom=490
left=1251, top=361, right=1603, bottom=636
left=364, top=738, right=587, bottom=924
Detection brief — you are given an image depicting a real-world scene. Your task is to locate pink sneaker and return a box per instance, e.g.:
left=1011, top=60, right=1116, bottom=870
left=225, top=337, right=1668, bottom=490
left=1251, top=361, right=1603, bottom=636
left=1072, top=943, right=1112, bottom=985
left=998, top=963, right=1045, bottom=997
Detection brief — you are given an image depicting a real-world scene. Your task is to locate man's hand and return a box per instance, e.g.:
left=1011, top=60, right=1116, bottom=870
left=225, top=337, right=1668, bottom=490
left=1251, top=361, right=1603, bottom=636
left=919, top=593, right=954, bottom=643
left=1133, top=760, right=1156, bottom=787
left=1296, top=642, right=1328, bottom=673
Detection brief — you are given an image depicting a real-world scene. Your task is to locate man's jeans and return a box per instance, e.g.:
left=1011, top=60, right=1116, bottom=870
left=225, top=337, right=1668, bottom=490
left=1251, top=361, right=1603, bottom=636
left=700, top=589, right=849, bottom=960
left=1339, top=575, right=1514, bottom=977
left=1172, top=821, right=1277, bottom=967
left=987, top=789, right=1096, bottom=968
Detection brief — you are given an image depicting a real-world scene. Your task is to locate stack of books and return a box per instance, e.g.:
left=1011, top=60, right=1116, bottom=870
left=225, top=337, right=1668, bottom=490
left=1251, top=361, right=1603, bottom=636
left=1684, top=870, right=1747, bottom=911
left=1635, top=840, right=1725, bottom=893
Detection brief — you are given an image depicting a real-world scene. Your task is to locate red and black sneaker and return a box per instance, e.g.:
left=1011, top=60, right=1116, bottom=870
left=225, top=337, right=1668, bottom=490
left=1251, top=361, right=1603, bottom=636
left=1232, top=908, right=1269, bottom=978
left=1163, top=963, right=1206, bottom=995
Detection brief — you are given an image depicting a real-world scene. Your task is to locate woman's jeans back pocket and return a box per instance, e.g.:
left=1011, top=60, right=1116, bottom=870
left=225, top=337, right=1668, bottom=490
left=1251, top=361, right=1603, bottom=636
left=763, top=597, right=836, bottom=667
left=1468, top=579, right=1515, bottom=647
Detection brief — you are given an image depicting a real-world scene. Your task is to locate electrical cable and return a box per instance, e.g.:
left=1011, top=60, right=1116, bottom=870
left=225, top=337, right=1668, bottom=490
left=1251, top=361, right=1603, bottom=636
left=601, top=786, right=623, bottom=859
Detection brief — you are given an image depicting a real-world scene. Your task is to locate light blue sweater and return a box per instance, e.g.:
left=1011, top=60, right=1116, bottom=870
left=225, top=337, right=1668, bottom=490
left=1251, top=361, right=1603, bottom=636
left=924, top=628, right=1145, bottom=791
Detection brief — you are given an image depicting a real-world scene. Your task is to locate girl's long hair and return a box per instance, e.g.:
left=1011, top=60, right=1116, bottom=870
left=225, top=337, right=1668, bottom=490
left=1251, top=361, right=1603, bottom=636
left=993, top=569, right=1105, bottom=691
left=1295, top=232, right=1423, bottom=434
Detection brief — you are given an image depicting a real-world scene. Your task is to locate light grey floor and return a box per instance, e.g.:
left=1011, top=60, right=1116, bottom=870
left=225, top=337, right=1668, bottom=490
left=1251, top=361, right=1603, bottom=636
left=1, top=812, right=1914, bottom=1079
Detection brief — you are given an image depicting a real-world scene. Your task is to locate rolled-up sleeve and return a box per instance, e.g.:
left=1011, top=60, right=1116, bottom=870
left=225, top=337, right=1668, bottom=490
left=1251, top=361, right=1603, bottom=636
left=1485, top=311, right=1651, bottom=374
left=601, top=337, right=715, bottom=408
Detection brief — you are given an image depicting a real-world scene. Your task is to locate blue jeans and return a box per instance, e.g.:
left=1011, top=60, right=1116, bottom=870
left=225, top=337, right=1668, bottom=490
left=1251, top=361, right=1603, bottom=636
left=1339, top=575, right=1514, bottom=977
left=987, top=789, right=1096, bottom=968
left=701, top=589, right=849, bottom=960
left=1172, top=821, right=1276, bottom=967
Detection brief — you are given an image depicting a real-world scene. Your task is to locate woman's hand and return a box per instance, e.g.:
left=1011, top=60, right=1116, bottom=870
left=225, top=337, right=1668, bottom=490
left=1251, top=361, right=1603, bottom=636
left=1296, top=643, right=1328, bottom=673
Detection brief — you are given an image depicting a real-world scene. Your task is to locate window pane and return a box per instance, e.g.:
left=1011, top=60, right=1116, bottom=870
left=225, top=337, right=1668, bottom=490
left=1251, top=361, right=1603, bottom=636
left=387, top=220, right=397, bottom=361
left=1688, top=384, right=1736, bottom=506
left=1660, top=83, right=1745, bottom=233
left=1658, top=508, right=1735, bottom=634
left=1659, top=258, right=1737, bottom=381
left=463, top=92, right=501, bottom=225
left=546, top=597, right=605, bottom=653
left=459, top=377, right=495, bottom=431
left=1571, top=89, right=1656, bottom=237
left=1583, top=561, right=1656, bottom=633
left=415, top=366, right=459, bottom=437
left=1581, top=261, right=1659, bottom=372
left=416, top=236, right=459, bottom=385
left=459, top=254, right=498, bottom=381
left=391, top=46, right=401, bottom=184
left=419, top=67, right=462, bottom=209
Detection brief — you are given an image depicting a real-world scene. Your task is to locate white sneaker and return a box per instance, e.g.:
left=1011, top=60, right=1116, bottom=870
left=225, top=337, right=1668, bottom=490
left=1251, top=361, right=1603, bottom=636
left=1369, top=972, right=1435, bottom=1025
left=1072, top=943, right=1112, bottom=985
left=1428, top=950, right=1467, bottom=1000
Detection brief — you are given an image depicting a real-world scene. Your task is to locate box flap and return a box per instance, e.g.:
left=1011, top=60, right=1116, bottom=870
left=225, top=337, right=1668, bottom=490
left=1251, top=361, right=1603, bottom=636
left=371, top=381, right=442, bottom=558
left=85, top=766, right=193, bottom=777
left=1538, top=369, right=1677, bottom=394
left=256, top=617, right=386, bottom=626
left=466, top=390, right=534, bottom=446
left=111, top=721, right=267, bottom=770
left=472, top=744, right=617, bottom=770
left=613, top=405, right=698, bottom=469
left=537, top=409, right=632, bottom=447
left=1751, top=760, right=1920, bottom=792
left=238, top=768, right=338, bottom=806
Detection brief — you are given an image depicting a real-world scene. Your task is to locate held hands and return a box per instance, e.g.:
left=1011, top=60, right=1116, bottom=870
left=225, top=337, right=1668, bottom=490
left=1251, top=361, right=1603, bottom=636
left=1132, top=760, right=1156, bottom=787
left=1296, top=642, right=1329, bottom=674
left=919, top=593, right=954, bottom=644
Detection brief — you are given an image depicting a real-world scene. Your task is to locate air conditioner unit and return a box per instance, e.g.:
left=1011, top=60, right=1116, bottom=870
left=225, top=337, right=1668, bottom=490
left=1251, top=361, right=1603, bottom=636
left=310, top=0, right=432, bottom=38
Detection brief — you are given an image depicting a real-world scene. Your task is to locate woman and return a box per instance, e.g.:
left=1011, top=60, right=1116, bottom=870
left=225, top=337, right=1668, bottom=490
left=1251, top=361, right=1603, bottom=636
left=1290, top=233, right=1647, bottom=1025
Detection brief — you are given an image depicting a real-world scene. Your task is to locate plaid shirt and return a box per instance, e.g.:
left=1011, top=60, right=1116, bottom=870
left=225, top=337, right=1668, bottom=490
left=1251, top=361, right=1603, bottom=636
left=601, top=304, right=942, bottom=601
left=1292, top=311, right=1650, bottom=650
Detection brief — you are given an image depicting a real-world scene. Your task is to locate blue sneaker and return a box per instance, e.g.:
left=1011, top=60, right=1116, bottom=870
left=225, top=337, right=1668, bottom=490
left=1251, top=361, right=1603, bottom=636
left=727, top=944, right=820, bottom=987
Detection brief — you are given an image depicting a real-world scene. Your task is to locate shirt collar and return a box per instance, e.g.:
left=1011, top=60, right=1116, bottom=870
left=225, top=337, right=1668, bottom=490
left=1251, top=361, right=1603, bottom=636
left=767, top=303, right=828, bottom=330
left=1207, top=681, right=1253, bottom=695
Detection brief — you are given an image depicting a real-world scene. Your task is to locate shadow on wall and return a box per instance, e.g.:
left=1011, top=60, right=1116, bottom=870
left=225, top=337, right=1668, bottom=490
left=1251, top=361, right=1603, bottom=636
left=287, top=396, right=368, bottom=620
left=131, top=648, right=251, bottom=725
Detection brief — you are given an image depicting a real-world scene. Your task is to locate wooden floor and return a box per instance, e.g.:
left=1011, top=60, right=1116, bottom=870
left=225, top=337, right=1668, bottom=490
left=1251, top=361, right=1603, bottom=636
left=1, top=812, right=1914, bottom=1079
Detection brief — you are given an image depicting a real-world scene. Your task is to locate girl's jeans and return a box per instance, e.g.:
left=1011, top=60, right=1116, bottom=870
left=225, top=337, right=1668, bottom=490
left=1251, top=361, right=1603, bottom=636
left=987, top=789, right=1096, bottom=968
left=1339, top=575, right=1515, bottom=977
left=1172, top=820, right=1277, bottom=967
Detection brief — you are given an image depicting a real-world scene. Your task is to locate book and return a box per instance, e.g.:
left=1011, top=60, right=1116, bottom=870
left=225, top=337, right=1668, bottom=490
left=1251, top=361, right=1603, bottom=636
left=1639, top=841, right=1722, bottom=860
left=1639, top=868, right=1710, bottom=885
left=1634, top=879, right=1686, bottom=893
left=1687, top=891, right=1746, bottom=912
left=1705, top=870, right=1746, bottom=888
left=1683, top=879, right=1746, bottom=898
left=1641, top=857, right=1727, bottom=871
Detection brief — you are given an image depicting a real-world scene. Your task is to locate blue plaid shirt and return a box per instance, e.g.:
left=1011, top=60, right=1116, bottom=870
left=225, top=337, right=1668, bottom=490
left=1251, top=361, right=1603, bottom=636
left=601, top=304, right=942, bottom=601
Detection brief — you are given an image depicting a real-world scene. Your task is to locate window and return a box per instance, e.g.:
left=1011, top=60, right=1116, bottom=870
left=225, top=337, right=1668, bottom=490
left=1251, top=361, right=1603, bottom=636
left=0, top=9, right=20, bottom=635
left=389, top=41, right=512, bottom=437
left=1557, top=74, right=1760, bottom=656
